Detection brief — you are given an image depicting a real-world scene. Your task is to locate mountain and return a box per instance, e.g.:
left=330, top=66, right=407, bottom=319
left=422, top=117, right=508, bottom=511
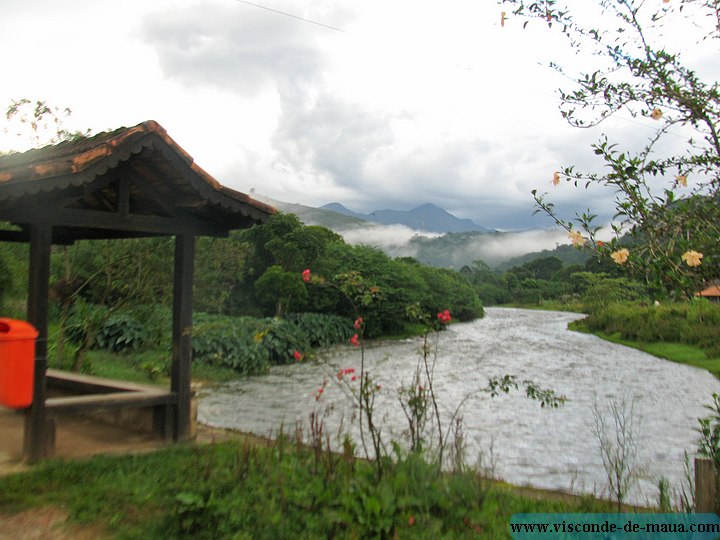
left=254, top=198, right=369, bottom=230
left=256, top=196, right=573, bottom=270
left=320, top=202, right=491, bottom=234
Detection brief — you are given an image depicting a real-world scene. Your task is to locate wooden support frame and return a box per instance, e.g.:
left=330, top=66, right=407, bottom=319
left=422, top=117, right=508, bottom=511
left=0, top=121, right=273, bottom=462
left=171, top=234, right=195, bottom=441
left=23, top=223, right=52, bottom=463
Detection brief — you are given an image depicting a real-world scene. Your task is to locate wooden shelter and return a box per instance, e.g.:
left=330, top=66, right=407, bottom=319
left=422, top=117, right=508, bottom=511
left=0, top=120, right=274, bottom=462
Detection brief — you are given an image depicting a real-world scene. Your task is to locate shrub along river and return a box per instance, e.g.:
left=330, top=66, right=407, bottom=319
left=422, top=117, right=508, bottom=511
left=199, top=307, right=720, bottom=505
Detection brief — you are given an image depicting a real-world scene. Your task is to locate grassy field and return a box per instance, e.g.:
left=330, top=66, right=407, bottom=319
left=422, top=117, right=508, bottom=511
left=0, top=438, right=622, bottom=539
left=568, top=322, right=720, bottom=379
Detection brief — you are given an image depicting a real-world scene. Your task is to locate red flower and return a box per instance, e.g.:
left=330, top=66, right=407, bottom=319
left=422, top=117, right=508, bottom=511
left=437, top=309, right=452, bottom=324
left=350, top=334, right=360, bottom=347
left=597, top=240, right=605, bottom=248
left=409, top=515, right=415, bottom=526
left=294, top=350, right=303, bottom=361
left=351, top=375, right=357, bottom=382
left=302, top=269, right=311, bottom=283
left=338, top=368, right=355, bottom=380
left=353, top=316, right=364, bottom=330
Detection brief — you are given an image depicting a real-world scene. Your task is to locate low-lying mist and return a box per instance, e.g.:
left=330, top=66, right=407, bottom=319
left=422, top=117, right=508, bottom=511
left=336, top=224, right=570, bottom=269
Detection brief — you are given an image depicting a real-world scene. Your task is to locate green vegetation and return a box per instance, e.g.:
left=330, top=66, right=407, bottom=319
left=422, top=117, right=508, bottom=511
left=575, top=301, right=720, bottom=357
left=499, top=0, right=719, bottom=300
left=570, top=300, right=720, bottom=377
left=0, top=211, right=484, bottom=377
left=0, top=439, right=613, bottom=539
left=459, top=253, right=646, bottom=309
left=574, top=327, right=720, bottom=378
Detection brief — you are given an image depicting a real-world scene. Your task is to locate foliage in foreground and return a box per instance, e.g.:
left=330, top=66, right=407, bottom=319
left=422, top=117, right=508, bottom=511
left=499, top=0, right=719, bottom=299
left=0, top=440, right=610, bottom=539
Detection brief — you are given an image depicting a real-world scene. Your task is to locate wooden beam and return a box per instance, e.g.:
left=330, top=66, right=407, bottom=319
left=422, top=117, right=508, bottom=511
left=117, top=177, right=130, bottom=217
left=0, top=230, right=28, bottom=243
left=23, top=223, right=51, bottom=463
left=171, top=234, right=195, bottom=441
left=47, top=368, right=171, bottom=395
left=45, top=391, right=176, bottom=414
left=0, top=206, right=227, bottom=237
left=125, top=162, right=183, bottom=215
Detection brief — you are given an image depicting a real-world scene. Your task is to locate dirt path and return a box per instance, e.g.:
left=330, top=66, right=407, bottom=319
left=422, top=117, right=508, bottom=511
left=0, top=407, right=267, bottom=539
left=0, top=507, right=106, bottom=540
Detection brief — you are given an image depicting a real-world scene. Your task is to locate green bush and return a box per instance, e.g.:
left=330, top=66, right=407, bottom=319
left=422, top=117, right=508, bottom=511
left=192, top=312, right=357, bottom=374
left=579, top=300, right=720, bottom=356
left=125, top=304, right=172, bottom=349
left=66, top=308, right=147, bottom=353
left=286, top=312, right=355, bottom=347
left=254, top=318, right=311, bottom=365
left=192, top=314, right=272, bottom=375
left=93, top=313, right=147, bottom=353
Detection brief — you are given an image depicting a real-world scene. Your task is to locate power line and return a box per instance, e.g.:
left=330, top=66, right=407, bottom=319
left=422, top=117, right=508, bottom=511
left=235, top=0, right=346, bottom=33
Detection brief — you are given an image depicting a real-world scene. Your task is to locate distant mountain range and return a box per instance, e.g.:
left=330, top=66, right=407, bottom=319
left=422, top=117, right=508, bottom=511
left=321, top=202, right=491, bottom=234
left=257, top=196, right=582, bottom=270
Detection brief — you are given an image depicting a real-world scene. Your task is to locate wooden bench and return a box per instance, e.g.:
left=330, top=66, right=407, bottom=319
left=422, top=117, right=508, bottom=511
left=41, top=369, right=177, bottom=442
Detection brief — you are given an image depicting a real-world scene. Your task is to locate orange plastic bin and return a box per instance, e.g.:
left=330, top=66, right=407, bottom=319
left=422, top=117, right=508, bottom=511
left=0, top=318, right=38, bottom=409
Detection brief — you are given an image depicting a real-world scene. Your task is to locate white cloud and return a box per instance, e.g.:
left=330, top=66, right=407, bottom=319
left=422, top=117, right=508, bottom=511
left=0, top=0, right=705, bottom=232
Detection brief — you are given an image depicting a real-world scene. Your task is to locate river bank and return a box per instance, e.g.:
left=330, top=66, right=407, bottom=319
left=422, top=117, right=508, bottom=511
left=501, top=301, right=720, bottom=379
left=199, top=307, right=720, bottom=505
left=568, top=321, right=720, bottom=379
left=0, top=423, right=637, bottom=539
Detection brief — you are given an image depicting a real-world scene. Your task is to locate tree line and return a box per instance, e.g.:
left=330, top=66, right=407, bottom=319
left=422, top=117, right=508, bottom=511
left=0, top=212, right=484, bottom=366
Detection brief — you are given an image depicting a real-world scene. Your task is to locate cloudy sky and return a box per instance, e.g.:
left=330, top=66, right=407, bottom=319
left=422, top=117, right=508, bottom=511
left=0, top=0, right=715, bottom=230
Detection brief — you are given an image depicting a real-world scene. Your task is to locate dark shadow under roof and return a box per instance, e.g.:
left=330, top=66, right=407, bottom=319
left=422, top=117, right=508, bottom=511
left=0, top=120, right=275, bottom=243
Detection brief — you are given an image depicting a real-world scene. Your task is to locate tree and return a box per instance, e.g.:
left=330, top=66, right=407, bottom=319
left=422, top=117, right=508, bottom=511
left=521, top=256, right=563, bottom=280
left=3, top=98, right=88, bottom=151
left=500, top=0, right=719, bottom=298
left=254, top=265, right=308, bottom=317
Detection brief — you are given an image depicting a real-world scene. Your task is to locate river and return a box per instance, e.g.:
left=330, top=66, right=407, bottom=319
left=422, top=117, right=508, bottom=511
left=198, top=307, right=720, bottom=505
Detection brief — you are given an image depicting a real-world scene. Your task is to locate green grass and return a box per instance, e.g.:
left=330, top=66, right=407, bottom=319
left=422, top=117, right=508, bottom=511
left=500, top=301, right=585, bottom=313
left=48, top=346, right=240, bottom=386
left=569, top=322, right=720, bottom=378
left=0, top=440, right=616, bottom=539
left=379, top=322, right=428, bottom=340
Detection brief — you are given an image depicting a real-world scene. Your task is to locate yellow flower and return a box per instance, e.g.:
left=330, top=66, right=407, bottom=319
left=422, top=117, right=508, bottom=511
left=501, top=11, right=507, bottom=27
left=552, top=171, right=560, bottom=186
left=611, top=248, right=630, bottom=265
left=568, top=230, right=585, bottom=247
left=651, top=108, right=663, bottom=120
left=675, top=174, right=687, bottom=187
left=681, top=250, right=703, bottom=267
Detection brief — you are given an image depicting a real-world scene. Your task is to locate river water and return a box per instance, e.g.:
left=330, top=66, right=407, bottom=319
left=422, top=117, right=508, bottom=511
left=198, top=307, right=720, bottom=505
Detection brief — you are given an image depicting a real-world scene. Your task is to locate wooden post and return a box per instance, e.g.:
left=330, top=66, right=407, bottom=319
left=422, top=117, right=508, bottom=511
left=695, top=457, right=718, bottom=513
left=171, top=234, right=195, bottom=441
left=23, top=223, right=52, bottom=463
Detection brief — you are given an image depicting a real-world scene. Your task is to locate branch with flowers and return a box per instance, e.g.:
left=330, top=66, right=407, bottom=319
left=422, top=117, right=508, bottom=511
left=499, top=0, right=719, bottom=299
left=532, top=186, right=715, bottom=299
left=302, top=268, right=567, bottom=479
left=302, top=268, right=384, bottom=469
left=399, top=304, right=454, bottom=468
